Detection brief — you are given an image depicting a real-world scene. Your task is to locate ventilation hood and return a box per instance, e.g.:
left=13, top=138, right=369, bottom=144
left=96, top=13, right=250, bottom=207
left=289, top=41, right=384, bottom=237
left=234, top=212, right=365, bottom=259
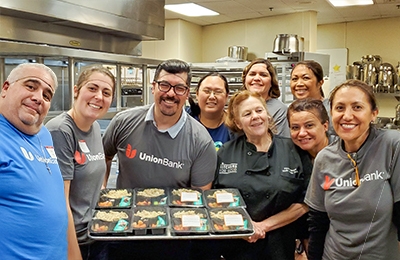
left=0, top=0, right=165, bottom=55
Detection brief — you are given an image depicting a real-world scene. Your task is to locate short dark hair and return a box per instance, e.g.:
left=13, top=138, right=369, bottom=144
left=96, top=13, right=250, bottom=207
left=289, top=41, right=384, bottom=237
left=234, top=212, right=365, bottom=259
left=287, top=98, right=329, bottom=126
left=242, top=58, right=281, bottom=98
left=153, top=59, right=192, bottom=87
left=189, top=72, right=229, bottom=117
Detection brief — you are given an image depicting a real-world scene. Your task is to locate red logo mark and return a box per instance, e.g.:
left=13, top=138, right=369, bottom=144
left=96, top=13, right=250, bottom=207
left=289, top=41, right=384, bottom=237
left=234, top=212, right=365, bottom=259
left=74, top=151, right=86, bottom=165
left=126, top=144, right=137, bottom=159
left=323, top=175, right=335, bottom=190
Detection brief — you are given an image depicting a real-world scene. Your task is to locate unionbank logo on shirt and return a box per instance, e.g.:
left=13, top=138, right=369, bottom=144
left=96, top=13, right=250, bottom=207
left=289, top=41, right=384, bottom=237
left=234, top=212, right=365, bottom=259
left=74, top=151, right=105, bottom=165
left=20, top=146, right=58, bottom=164
left=322, top=170, right=385, bottom=190
left=20, top=147, right=34, bottom=161
left=125, top=144, right=184, bottom=169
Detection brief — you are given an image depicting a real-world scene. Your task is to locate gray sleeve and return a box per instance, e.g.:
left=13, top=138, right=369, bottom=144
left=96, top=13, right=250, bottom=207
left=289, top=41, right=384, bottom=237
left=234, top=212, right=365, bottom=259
left=49, top=128, right=75, bottom=180
left=305, top=152, right=327, bottom=212
left=390, top=140, right=400, bottom=203
left=102, top=114, right=120, bottom=158
left=274, top=111, right=290, bottom=138
left=190, top=138, right=217, bottom=188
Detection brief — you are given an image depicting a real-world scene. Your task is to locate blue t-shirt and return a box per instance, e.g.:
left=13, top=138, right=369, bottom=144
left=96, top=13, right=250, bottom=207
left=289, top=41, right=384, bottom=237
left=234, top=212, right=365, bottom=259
left=194, top=115, right=231, bottom=150
left=0, top=115, right=68, bottom=259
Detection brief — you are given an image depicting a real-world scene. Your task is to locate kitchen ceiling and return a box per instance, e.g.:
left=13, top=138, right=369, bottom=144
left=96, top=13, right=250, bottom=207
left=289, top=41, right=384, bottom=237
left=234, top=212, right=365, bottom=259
left=165, top=0, right=400, bottom=26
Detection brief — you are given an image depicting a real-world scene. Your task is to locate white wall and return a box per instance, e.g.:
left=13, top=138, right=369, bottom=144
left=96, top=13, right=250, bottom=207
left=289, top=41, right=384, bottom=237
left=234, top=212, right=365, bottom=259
left=142, top=14, right=400, bottom=117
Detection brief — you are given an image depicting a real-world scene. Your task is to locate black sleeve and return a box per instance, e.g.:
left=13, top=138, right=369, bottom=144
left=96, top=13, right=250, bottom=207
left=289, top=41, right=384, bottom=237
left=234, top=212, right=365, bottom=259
left=307, top=207, right=330, bottom=260
left=393, top=201, right=400, bottom=241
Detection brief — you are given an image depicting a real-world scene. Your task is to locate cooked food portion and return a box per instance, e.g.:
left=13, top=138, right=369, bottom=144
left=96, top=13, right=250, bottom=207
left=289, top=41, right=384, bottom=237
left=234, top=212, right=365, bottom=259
left=102, top=189, right=132, bottom=199
left=210, top=210, right=240, bottom=220
left=172, top=210, right=205, bottom=219
left=137, top=188, right=165, bottom=198
left=134, top=209, right=166, bottom=219
left=171, top=188, right=201, bottom=196
left=206, top=189, right=231, bottom=198
left=94, top=210, right=129, bottom=222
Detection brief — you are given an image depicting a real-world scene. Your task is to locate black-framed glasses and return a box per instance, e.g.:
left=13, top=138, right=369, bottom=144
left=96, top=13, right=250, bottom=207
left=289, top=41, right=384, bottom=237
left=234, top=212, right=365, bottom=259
left=155, top=81, right=189, bottom=96
left=347, top=154, right=360, bottom=187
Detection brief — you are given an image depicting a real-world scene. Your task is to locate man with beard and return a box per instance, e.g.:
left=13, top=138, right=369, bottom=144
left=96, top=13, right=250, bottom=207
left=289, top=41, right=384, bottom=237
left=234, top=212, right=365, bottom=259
left=102, top=59, right=217, bottom=260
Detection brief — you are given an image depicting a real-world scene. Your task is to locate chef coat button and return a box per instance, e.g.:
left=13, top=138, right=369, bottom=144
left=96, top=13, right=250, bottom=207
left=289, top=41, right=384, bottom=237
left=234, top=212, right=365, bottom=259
left=247, top=151, right=252, bottom=156
left=245, top=194, right=250, bottom=198
left=266, top=194, right=270, bottom=199
left=266, top=172, right=271, bottom=176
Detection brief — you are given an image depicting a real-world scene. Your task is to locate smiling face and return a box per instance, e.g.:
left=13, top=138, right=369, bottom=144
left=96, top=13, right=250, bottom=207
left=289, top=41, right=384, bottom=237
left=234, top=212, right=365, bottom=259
left=73, top=71, right=114, bottom=122
left=244, top=63, right=272, bottom=100
left=331, top=86, right=378, bottom=152
left=0, top=66, right=55, bottom=135
left=235, top=96, right=270, bottom=139
left=196, top=76, right=228, bottom=116
left=290, top=64, right=323, bottom=100
left=152, top=70, right=189, bottom=120
left=289, top=110, right=328, bottom=157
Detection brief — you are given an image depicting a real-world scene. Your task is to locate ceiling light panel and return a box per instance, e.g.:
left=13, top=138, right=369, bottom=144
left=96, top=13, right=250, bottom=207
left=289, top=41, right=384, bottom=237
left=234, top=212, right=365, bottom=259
left=327, top=0, right=374, bottom=7
left=164, top=3, right=219, bottom=17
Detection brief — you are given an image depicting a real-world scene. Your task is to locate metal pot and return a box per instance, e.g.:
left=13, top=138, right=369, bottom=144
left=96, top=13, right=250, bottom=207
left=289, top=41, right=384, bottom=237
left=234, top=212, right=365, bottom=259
left=228, top=46, right=248, bottom=60
left=273, top=34, right=299, bottom=54
left=362, top=55, right=381, bottom=86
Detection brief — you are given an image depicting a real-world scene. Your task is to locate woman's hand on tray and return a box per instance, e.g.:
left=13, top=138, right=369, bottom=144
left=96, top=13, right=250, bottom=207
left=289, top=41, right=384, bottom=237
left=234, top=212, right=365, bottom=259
left=244, top=221, right=265, bottom=243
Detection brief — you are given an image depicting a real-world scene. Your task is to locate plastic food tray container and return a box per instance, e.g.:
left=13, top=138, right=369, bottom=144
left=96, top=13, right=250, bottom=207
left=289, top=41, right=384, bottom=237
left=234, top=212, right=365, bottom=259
left=208, top=208, right=253, bottom=234
left=96, top=189, right=133, bottom=209
left=169, top=188, right=204, bottom=207
left=90, top=209, right=132, bottom=236
left=203, top=188, right=246, bottom=209
left=131, top=206, right=169, bottom=235
left=169, top=207, right=210, bottom=235
left=134, top=188, right=168, bottom=206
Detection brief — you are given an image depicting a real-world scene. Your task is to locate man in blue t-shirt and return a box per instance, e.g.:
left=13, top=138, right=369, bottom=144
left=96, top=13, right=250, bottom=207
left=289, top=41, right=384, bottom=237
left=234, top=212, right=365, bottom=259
left=0, top=63, right=68, bottom=259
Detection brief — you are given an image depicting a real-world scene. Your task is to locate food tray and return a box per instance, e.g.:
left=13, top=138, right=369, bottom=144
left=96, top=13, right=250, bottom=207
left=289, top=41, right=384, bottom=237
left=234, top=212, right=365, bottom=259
left=169, top=188, right=204, bottom=207
left=90, top=209, right=132, bottom=236
left=208, top=208, right=253, bottom=234
left=96, top=189, right=133, bottom=209
left=203, top=188, right=246, bottom=208
left=131, top=207, right=169, bottom=235
left=134, top=188, right=168, bottom=206
left=169, top=207, right=210, bottom=235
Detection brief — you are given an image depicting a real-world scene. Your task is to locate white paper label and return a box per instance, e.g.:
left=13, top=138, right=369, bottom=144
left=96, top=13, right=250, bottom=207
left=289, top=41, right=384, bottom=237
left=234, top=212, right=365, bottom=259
left=216, top=193, right=234, bottom=203
left=181, top=192, right=198, bottom=202
left=182, top=215, right=201, bottom=227
left=78, top=140, right=90, bottom=153
left=45, top=146, right=57, bottom=159
left=224, top=214, right=244, bottom=226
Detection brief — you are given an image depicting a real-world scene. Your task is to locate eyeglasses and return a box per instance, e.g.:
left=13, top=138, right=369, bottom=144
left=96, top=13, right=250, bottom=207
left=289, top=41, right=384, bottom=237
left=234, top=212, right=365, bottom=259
left=201, top=89, right=226, bottom=96
left=347, top=154, right=360, bottom=187
left=155, top=81, right=189, bottom=96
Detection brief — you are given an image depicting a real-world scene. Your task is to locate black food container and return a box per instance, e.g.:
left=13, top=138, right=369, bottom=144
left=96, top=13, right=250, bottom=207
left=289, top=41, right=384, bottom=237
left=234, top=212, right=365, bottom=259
left=203, top=188, right=246, bottom=209
left=134, top=188, right=168, bottom=206
left=131, top=206, right=169, bottom=235
left=169, top=188, right=204, bottom=207
left=169, top=207, right=210, bottom=235
left=208, top=208, right=253, bottom=234
left=90, top=209, right=132, bottom=236
left=96, top=188, right=133, bottom=209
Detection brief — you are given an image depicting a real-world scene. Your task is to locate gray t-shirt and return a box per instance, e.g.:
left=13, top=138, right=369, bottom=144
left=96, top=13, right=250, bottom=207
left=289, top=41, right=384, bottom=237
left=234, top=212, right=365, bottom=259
left=46, top=112, right=106, bottom=231
left=305, top=127, right=400, bottom=260
left=266, top=98, right=290, bottom=138
left=102, top=105, right=217, bottom=189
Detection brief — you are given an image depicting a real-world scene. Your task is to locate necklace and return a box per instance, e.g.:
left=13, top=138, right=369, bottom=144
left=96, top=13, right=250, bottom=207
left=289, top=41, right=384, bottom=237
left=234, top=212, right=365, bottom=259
left=18, top=130, right=52, bottom=175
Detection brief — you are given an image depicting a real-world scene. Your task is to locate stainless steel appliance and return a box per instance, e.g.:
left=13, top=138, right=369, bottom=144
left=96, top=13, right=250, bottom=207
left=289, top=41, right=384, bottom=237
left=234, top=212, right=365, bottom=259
left=265, top=52, right=330, bottom=105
